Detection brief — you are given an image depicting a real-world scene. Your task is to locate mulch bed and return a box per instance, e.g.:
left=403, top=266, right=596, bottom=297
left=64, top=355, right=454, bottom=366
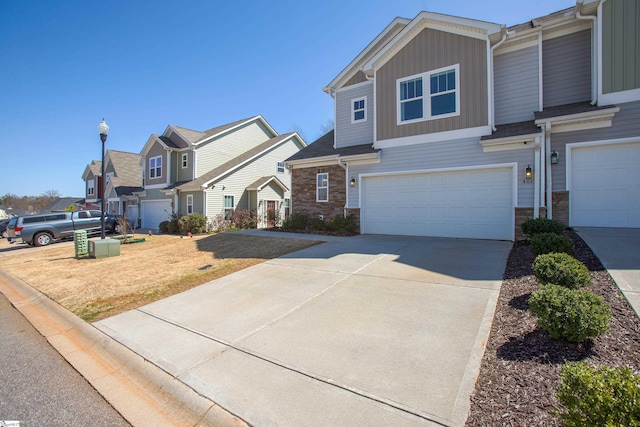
left=466, top=231, right=640, bottom=426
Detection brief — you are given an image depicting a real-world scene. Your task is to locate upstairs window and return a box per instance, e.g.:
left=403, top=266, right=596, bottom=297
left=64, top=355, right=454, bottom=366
left=316, top=173, right=328, bottom=202
left=87, top=180, right=95, bottom=196
left=182, top=153, right=188, bottom=169
left=277, top=162, right=285, bottom=173
left=149, top=156, right=162, bottom=179
left=106, top=172, right=114, bottom=184
left=397, top=64, right=460, bottom=124
left=351, top=96, right=367, bottom=123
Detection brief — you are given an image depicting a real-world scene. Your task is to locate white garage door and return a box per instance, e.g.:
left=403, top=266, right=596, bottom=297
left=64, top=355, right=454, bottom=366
left=570, top=141, right=640, bottom=228
left=141, top=200, right=172, bottom=230
left=361, top=167, right=514, bottom=240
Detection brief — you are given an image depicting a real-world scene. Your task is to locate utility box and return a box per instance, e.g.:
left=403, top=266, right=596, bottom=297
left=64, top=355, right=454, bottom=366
left=74, top=230, right=88, bottom=258
left=89, top=239, right=120, bottom=259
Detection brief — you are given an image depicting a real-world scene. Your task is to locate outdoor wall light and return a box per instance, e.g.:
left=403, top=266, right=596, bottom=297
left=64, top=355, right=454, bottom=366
left=550, top=150, right=559, bottom=164
left=97, top=119, right=109, bottom=239
left=350, top=177, right=356, bottom=187
left=524, top=165, right=533, bottom=183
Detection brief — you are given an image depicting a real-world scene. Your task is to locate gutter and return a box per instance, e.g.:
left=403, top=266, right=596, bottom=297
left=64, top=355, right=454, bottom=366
left=489, top=26, right=508, bottom=131
left=338, top=158, right=348, bottom=218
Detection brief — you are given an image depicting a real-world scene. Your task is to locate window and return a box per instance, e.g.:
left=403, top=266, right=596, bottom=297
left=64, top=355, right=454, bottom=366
left=351, top=96, right=367, bottom=123
left=186, top=194, right=193, bottom=214
left=397, top=64, right=460, bottom=124
left=149, top=156, right=162, bottom=178
left=277, top=162, right=285, bottom=173
left=106, top=172, right=114, bottom=184
left=284, top=198, right=290, bottom=219
left=182, top=153, right=188, bottom=169
left=87, top=180, right=95, bottom=196
left=316, top=173, right=328, bottom=202
left=224, top=195, right=234, bottom=220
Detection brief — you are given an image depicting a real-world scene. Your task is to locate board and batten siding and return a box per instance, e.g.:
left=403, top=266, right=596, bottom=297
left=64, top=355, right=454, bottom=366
left=335, top=82, right=374, bottom=148
left=376, top=28, right=488, bottom=141
left=542, top=29, right=592, bottom=108
left=195, top=121, right=273, bottom=177
left=146, top=141, right=168, bottom=186
left=347, top=137, right=534, bottom=208
left=494, top=45, right=540, bottom=125
left=549, top=100, right=640, bottom=191
left=602, top=0, right=640, bottom=94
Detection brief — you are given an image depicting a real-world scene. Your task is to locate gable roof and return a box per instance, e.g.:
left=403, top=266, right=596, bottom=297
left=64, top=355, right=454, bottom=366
left=106, top=150, right=142, bottom=187
left=285, top=130, right=379, bottom=163
left=176, top=133, right=303, bottom=191
left=41, top=197, right=85, bottom=212
left=82, top=160, right=102, bottom=180
left=246, top=176, right=289, bottom=192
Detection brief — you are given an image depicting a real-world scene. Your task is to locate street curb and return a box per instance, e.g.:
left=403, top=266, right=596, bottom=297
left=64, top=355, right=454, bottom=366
left=0, top=269, right=248, bottom=427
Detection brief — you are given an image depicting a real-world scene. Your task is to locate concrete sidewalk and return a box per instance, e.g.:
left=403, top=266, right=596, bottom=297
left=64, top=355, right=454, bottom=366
left=575, top=227, right=640, bottom=317
left=96, top=234, right=511, bottom=426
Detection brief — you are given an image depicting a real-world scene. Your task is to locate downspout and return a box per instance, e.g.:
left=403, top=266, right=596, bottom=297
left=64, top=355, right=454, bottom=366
left=329, top=88, right=337, bottom=149
left=338, top=157, right=348, bottom=218
left=490, top=26, right=508, bottom=131
left=533, top=136, right=541, bottom=219
left=365, top=71, right=376, bottom=145
left=576, top=0, right=598, bottom=105
left=544, top=122, right=552, bottom=219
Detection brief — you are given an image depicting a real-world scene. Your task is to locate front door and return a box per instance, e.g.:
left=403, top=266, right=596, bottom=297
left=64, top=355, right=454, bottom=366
left=266, top=200, right=276, bottom=228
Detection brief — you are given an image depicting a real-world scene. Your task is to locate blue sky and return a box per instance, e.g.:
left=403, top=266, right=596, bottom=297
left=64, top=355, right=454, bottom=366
left=0, top=0, right=574, bottom=197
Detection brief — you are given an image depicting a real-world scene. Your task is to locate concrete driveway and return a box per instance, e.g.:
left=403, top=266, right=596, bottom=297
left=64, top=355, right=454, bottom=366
left=96, top=234, right=511, bottom=427
left=575, top=227, right=640, bottom=317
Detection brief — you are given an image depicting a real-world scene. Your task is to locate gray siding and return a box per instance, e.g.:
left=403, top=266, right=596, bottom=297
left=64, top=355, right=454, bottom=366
left=602, top=0, right=640, bottom=94
left=376, top=28, right=489, bottom=141
left=542, top=29, right=592, bottom=108
left=335, top=82, right=374, bottom=148
left=344, top=71, right=367, bottom=87
left=494, top=45, right=540, bottom=125
left=178, top=191, right=204, bottom=216
left=348, top=137, right=534, bottom=208
left=146, top=141, right=168, bottom=186
left=177, top=150, right=194, bottom=183
left=550, top=101, right=640, bottom=190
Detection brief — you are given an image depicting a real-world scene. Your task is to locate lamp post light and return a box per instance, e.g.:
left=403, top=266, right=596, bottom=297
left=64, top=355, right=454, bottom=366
left=98, top=119, right=109, bottom=239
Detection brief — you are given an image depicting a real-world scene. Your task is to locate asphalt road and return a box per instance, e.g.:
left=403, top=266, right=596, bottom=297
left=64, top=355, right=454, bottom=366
left=0, top=291, right=129, bottom=426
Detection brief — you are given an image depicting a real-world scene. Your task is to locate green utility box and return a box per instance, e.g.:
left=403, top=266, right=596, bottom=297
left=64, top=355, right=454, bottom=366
left=74, top=230, right=88, bottom=258
left=89, top=239, right=120, bottom=259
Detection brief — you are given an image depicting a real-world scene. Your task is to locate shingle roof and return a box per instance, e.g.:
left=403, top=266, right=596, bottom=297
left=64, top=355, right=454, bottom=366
left=159, top=135, right=181, bottom=149
left=246, top=176, right=289, bottom=192
left=285, top=130, right=378, bottom=162
left=171, top=117, right=256, bottom=145
left=176, top=133, right=295, bottom=190
left=507, top=7, right=575, bottom=34
left=114, top=186, right=144, bottom=196
left=534, top=102, right=618, bottom=120
left=107, top=150, right=142, bottom=188
left=88, top=160, right=101, bottom=176
left=42, top=197, right=85, bottom=212
left=480, top=121, right=540, bottom=141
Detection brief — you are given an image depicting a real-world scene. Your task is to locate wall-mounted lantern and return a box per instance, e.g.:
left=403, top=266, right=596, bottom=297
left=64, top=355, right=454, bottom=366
left=550, top=151, right=559, bottom=165
left=524, top=165, right=533, bottom=183
left=350, top=177, right=356, bottom=187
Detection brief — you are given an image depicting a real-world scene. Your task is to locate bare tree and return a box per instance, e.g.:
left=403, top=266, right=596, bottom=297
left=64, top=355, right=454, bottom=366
left=288, top=124, right=309, bottom=143
left=319, top=119, right=334, bottom=135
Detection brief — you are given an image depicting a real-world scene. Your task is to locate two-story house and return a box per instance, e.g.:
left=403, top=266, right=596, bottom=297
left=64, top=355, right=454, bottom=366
left=286, top=0, right=639, bottom=240
left=81, top=160, right=102, bottom=210
left=136, top=115, right=306, bottom=230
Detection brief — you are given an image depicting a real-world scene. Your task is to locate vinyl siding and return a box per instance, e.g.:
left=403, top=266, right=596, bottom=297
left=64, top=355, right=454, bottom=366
left=140, top=187, right=171, bottom=201
left=376, top=28, right=488, bottom=141
left=335, top=82, right=374, bottom=148
left=177, top=150, right=194, bottom=182
left=494, top=45, right=540, bottom=125
left=195, top=121, right=274, bottom=177
left=602, top=0, right=640, bottom=94
left=178, top=191, right=204, bottom=216
left=542, top=29, right=592, bottom=108
left=146, top=141, right=168, bottom=186
left=344, top=71, right=367, bottom=87
left=550, top=101, right=640, bottom=191
left=348, top=137, right=534, bottom=208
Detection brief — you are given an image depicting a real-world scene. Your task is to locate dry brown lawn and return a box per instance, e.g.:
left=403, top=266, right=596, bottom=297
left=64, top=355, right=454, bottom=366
left=0, top=233, right=320, bottom=322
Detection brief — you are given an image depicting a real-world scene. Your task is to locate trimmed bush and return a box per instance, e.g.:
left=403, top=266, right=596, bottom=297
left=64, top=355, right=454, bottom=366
left=521, top=217, right=565, bottom=237
left=530, top=232, right=574, bottom=256
left=178, top=213, right=207, bottom=234
left=230, top=209, right=257, bottom=229
left=557, top=361, right=640, bottom=427
left=532, top=253, right=592, bottom=289
left=309, top=217, right=329, bottom=231
left=529, top=284, right=610, bottom=342
left=282, top=212, right=309, bottom=230
left=159, top=221, right=170, bottom=233
left=331, top=215, right=357, bottom=235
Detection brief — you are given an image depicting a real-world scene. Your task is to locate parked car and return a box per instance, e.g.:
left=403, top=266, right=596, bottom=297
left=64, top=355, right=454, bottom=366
left=7, top=211, right=119, bottom=246
left=0, top=218, right=10, bottom=239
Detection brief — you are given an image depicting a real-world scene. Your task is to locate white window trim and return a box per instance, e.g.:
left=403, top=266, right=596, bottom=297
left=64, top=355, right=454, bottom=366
left=182, top=153, right=188, bottom=169
left=396, top=64, right=460, bottom=126
left=106, top=172, right=114, bottom=184
left=87, top=180, right=95, bottom=196
left=223, top=194, right=234, bottom=219
left=316, top=173, right=329, bottom=203
left=277, top=162, right=285, bottom=173
left=351, top=96, right=367, bottom=124
left=149, top=155, right=162, bottom=179
left=186, top=194, right=193, bottom=214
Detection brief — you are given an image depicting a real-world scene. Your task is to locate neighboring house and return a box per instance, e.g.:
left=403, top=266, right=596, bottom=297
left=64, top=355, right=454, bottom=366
left=81, top=160, right=102, bottom=210
left=102, top=150, right=143, bottom=226
left=286, top=0, right=640, bottom=240
left=136, top=115, right=306, bottom=230
left=41, top=197, right=85, bottom=212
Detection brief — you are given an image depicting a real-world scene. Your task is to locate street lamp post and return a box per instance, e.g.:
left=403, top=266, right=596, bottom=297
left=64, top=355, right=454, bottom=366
left=98, top=119, right=109, bottom=240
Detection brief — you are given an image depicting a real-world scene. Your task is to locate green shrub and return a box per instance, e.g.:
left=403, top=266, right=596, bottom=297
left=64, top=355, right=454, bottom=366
left=282, top=212, right=309, bottom=230
left=178, top=213, right=207, bottom=234
left=530, top=232, right=574, bottom=256
left=167, top=219, right=180, bottom=233
left=159, top=221, right=170, bottom=233
left=331, top=215, right=357, bottom=235
left=532, top=253, right=592, bottom=289
left=309, top=217, right=330, bottom=231
left=521, top=217, right=565, bottom=237
left=557, top=361, right=640, bottom=427
left=529, top=284, right=610, bottom=342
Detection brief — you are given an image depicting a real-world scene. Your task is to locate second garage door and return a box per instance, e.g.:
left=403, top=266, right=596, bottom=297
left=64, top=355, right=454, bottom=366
left=361, top=167, right=514, bottom=240
left=141, top=200, right=172, bottom=230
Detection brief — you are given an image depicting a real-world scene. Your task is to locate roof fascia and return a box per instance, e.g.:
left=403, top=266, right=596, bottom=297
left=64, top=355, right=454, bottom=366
left=534, top=106, right=620, bottom=126
left=256, top=176, right=289, bottom=192
left=284, top=155, right=340, bottom=169
left=165, top=125, right=194, bottom=148
left=323, top=17, right=411, bottom=93
left=364, top=12, right=502, bottom=73
left=193, top=115, right=278, bottom=146
left=140, top=134, right=168, bottom=157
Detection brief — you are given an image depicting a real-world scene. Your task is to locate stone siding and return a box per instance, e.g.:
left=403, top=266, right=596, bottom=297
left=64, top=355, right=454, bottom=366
left=515, top=207, right=547, bottom=240
left=291, top=165, right=346, bottom=220
left=345, top=208, right=361, bottom=229
left=552, top=191, right=569, bottom=227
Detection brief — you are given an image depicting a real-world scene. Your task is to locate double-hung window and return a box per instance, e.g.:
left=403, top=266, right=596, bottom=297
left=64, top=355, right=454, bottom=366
left=186, top=194, right=193, bottom=214
left=182, top=153, right=188, bottom=169
left=224, top=195, right=234, bottom=220
left=277, top=162, right=285, bottom=173
left=351, top=96, right=367, bottom=123
left=316, top=173, right=328, bottom=202
left=397, top=64, right=459, bottom=124
left=149, top=156, right=162, bottom=179
left=87, top=180, right=95, bottom=196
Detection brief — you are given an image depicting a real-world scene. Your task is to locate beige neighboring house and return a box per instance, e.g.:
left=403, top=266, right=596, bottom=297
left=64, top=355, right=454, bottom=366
left=136, top=115, right=306, bottom=230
